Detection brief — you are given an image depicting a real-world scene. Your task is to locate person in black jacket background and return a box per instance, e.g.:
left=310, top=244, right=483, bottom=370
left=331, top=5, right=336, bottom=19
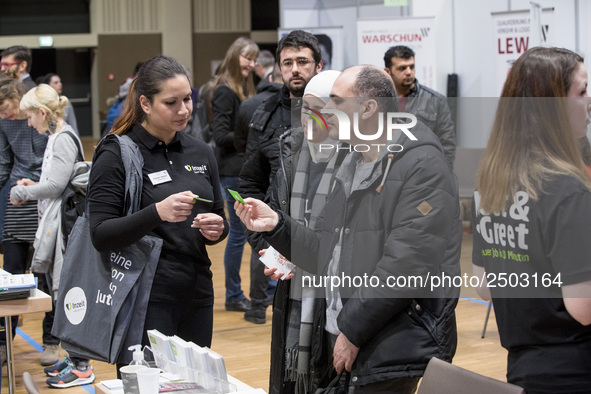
left=208, top=37, right=259, bottom=312
left=234, top=64, right=283, bottom=154
left=238, top=30, right=323, bottom=324
left=383, top=45, right=456, bottom=168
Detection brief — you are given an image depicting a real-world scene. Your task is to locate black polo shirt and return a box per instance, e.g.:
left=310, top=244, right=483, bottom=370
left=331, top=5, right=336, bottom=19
left=88, top=124, right=228, bottom=306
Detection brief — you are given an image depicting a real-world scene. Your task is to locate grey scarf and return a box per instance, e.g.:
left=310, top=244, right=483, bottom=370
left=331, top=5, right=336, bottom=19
left=285, top=141, right=338, bottom=393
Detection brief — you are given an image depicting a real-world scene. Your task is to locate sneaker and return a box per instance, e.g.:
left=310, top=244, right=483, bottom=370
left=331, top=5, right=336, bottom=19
left=46, top=364, right=95, bottom=388
left=44, top=356, right=72, bottom=377
left=40, top=344, right=60, bottom=366
left=225, top=298, right=251, bottom=312
left=0, top=344, right=6, bottom=366
left=244, top=307, right=266, bottom=324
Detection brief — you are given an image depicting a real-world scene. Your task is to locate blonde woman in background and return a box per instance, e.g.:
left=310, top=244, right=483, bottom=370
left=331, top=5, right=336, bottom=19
left=11, top=84, right=93, bottom=388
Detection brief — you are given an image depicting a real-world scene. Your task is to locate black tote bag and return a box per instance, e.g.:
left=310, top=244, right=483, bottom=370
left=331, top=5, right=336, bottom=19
left=52, top=218, right=162, bottom=363
left=52, top=134, right=162, bottom=364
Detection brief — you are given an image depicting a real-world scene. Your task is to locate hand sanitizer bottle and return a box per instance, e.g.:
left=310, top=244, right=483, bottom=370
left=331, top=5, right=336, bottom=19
left=128, top=345, right=150, bottom=367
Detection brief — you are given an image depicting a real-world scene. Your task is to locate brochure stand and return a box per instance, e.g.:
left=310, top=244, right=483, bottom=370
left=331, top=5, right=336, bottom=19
left=148, top=347, right=237, bottom=393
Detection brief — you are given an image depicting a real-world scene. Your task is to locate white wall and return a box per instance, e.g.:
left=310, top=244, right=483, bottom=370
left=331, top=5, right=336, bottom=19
left=413, top=0, right=454, bottom=97
left=282, top=4, right=406, bottom=68
left=319, top=7, right=357, bottom=67
left=281, top=9, right=320, bottom=29
left=161, top=0, right=193, bottom=82
left=451, top=0, right=583, bottom=147
left=510, top=0, right=576, bottom=47
left=451, top=0, right=509, bottom=147
left=578, top=0, right=591, bottom=61
left=280, top=0, right=587, bottom=147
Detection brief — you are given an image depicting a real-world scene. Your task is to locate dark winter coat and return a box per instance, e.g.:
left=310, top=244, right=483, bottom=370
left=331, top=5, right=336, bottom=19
left=238, top=86, right=301, bottom=202
left=234, top=82, right=283, bottom=153
left=265, top=122, right=462, bottom=386
left=211, top=85, right=243, bottom=176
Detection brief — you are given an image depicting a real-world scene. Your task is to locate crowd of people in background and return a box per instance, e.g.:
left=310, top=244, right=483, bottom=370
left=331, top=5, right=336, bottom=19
left=0, top=28, right=590, bottom=394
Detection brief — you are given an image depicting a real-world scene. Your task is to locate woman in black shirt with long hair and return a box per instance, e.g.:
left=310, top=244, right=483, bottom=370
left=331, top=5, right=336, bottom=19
left=88, top=56, right=228, bottom=358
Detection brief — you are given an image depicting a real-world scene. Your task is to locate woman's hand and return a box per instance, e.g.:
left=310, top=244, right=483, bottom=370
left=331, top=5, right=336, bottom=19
left=16, top=178, right=35, bottom=186
left=155, top=191, right=196, bottom=222
left=9, top=196, right=25, bottom=206
left=192, top=212, right=225, bottom=241
left=9, top=186, right=27, bottom=206
left=234, top=198, right=279, bottom=232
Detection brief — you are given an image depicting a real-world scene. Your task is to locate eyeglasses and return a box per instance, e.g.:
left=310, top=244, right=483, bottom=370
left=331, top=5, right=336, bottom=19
left=0, top=62, right=20, bottom=69
left=280, top=58, right=316, bottom=69
left=240, top=54, right=256, bottom=65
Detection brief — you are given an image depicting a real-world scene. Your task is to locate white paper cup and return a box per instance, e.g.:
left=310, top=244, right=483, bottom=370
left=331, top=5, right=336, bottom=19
left=135, top=368, right=160, bottom=394
left=120, top=365, right=149, bottom=394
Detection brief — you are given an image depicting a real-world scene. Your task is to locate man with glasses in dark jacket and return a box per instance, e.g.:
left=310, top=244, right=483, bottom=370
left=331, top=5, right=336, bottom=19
left=238, top=30, right=322, bottom=324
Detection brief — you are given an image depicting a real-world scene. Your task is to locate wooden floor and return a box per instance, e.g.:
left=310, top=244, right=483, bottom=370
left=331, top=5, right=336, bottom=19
left=1, top=138, right=508, bottom=393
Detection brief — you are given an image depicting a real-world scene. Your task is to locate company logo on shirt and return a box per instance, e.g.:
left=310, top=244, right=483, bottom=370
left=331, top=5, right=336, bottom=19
left=185, top=164, right=208, bottom=174
left=474, top=190, right=531, bottom=262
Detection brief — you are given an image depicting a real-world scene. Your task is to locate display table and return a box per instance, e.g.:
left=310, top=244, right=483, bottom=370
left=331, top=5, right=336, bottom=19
left=94, top=374, right=262, bottom=394
left=0, top=289, right=52, bottom=394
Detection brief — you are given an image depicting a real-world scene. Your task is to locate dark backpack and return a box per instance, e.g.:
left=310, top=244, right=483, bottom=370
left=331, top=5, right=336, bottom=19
left=60, top=130, right=90, bottom=246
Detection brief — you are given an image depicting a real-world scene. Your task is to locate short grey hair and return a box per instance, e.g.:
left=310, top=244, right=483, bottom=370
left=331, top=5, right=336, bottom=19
left=352, top=65, right=398, bottom=113
left=257, top=50, right=275, bottom=68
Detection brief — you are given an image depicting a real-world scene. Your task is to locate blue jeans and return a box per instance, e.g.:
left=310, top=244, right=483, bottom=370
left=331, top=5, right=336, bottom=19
left=220, top=176, right=247, bottom=303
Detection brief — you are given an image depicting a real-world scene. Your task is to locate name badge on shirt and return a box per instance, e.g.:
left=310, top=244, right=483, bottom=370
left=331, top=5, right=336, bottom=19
left=148, top=170, right=172, bottom=185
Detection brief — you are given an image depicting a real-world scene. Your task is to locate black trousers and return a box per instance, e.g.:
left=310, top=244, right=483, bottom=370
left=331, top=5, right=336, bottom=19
left=141, top=300, right=213, bottom=349
left=249, top=249, right=269, bottom=308
left=350, top=377, right=420, bottom=394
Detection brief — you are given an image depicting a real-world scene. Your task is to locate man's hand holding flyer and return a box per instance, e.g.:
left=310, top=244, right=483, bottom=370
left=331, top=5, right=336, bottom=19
left=259, top=246, right=295, bottom=280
